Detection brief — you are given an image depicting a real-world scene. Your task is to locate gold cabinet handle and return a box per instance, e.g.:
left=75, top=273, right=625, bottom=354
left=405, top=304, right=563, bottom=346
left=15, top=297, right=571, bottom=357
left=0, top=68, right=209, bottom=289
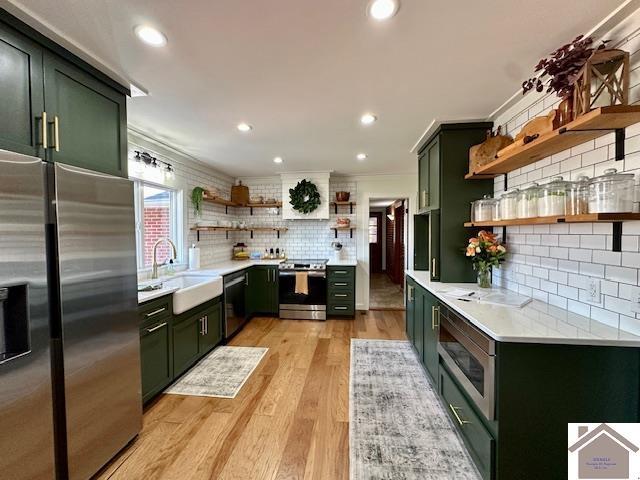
left=145, top=307, right=166, bottom=317
left=53, top=116, right=60, bottom=152
left=41, top=111, right=48, bottom=149
left=145, top=322, right=167, bottom=333
left=449, top=404, right=471, bottom=426
left=432, top=258, right=437, bottom=277
left=432, top=305, right=440, bottom=330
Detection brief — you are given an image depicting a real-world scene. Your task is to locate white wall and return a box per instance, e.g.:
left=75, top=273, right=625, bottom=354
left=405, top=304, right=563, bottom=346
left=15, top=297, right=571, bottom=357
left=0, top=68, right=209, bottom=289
left=489, top=9, right=640, bottom=333
left=353, top=174, right=418, bottom=310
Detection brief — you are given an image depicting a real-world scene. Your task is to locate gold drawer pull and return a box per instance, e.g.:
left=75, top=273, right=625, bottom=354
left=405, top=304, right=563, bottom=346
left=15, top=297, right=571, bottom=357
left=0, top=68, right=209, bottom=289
left=334, top=293, right=348, bottom=297
left=53, top=115, right=60, bottom=152
left=145, top=307, right=166, bottom=317
left=334, top=306, right=348, bottom=310
left=449, top=404, right=471, bottom=426
left=41, top=111, right=48, bottom=148
left=334, top=282, right=348, bottom=286
left=334, top=270, right=348, bottom=274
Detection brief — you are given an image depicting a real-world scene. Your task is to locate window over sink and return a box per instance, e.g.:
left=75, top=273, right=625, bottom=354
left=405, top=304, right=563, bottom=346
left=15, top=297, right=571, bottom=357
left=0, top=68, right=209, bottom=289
left=133, top=180, right=183, bottom=269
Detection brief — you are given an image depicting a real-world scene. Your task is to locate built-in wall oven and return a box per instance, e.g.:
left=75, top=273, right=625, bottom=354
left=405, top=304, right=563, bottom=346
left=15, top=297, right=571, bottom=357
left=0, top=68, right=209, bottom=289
left=279, top=259, right=328, bottom=320
left=438, top=305, right=496, bottom=420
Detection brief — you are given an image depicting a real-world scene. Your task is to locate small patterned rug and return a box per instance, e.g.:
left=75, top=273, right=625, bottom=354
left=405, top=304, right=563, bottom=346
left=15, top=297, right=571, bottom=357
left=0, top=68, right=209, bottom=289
left=165, top=346, right=268, bottom=398
left=350, top=339, right=480, bottom=479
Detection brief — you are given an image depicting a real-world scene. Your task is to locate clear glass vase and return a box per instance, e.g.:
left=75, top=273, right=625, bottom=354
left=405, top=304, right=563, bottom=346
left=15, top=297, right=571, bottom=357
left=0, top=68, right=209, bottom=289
left=477, top=268, right=492, bottom=289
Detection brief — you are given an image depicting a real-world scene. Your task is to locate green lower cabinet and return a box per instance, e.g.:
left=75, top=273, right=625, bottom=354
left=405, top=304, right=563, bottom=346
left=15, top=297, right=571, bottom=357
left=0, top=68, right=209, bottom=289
left=422, top=290, right=440, bottom=382
left=172, top=312, right=201, bottom=377
left=413, top=287, right=425, bottom=360
left=140, top=320, right=172, bottom=403
left=405, top=279, right=416, bottom=343
left=247, top=266, right=278, bottom=316
left=440, top=365, right=494, bottom=480
left=327, top=266, right=356, bottom=317
left=199, top=302, right=222, bottom=353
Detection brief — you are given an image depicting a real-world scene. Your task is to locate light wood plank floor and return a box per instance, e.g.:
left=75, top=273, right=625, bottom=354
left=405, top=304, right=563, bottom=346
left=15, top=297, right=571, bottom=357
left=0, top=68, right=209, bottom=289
left=97, top=310, right=406, bottom=480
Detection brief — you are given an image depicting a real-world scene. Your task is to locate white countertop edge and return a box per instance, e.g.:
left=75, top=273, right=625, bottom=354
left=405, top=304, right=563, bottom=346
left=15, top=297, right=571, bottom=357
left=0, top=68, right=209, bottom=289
left=138, top=286, right=180, bottom=304
left=405, top=269, right=640, bottom=347
left=327, top=259, right=358, bottom=266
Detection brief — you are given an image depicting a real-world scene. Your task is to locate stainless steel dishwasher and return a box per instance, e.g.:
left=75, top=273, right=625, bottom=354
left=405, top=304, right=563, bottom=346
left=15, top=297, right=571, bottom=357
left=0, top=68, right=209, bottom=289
left=224, top=270, right=247, bottom=339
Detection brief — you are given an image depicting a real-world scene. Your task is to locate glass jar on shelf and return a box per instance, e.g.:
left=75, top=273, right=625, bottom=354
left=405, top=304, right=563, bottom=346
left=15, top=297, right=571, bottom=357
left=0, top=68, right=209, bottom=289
left=516, top=183, right=540, bottom=218
left=566, top=175, right=590, bottom=216
left=471, top=195, right=500, bottom=222
left=500, top=188, right=519, bottom=220
left=538, top=176, right=569, bottom=217
left=588, top=168, right=635, bottom=213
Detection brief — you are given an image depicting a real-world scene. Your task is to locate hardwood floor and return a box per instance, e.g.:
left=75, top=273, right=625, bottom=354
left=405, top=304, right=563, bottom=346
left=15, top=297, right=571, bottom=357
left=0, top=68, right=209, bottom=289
left=97, top=311, right=406, bottom=480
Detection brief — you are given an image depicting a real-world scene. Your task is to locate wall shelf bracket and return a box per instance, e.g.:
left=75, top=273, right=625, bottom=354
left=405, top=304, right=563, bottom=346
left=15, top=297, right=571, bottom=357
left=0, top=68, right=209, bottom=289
left=613, top=222, right=622, bottom=252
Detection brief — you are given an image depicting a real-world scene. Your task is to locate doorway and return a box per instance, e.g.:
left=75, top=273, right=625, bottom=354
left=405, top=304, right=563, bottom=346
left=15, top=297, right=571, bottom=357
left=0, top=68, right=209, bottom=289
left=369, top=198, right=407, bottom=310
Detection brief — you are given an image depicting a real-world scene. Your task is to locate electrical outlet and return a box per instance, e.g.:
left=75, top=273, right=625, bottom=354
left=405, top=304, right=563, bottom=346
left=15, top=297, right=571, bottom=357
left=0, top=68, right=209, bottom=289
left=587, top=278, right=601, bottom=304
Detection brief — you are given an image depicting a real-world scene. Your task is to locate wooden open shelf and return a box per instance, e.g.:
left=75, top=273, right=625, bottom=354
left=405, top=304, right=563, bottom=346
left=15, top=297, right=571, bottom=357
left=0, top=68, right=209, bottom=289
left=330, top=225, right=355, bottom=238
left=330, top=201, right=356, bottom=214
left=464, top=213, right=640, bottom=227
left=465, top=106, right=640, bottom=179
left=202, top=193, right=282, bottom=214
left=191, top=226, right=288, bottom=240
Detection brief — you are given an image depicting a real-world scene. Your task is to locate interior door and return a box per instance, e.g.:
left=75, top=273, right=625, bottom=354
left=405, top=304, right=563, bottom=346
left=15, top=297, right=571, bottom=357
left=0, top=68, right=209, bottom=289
left=369, top=212, right=383, bottom=273
left=54, top=162, right=141, bottom=480
left=0, top=151, right=54, bottom=480
left=43, top=53, right=127, bottom=177
left=0, top=25, right=45, bottom=158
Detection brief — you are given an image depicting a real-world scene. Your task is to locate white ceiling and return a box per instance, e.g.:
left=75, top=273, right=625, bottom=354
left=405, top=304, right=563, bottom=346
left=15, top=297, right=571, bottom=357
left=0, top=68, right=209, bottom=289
left=370, top=198, right=398, bottom=208
left=5, top=0, right=625, bottom=176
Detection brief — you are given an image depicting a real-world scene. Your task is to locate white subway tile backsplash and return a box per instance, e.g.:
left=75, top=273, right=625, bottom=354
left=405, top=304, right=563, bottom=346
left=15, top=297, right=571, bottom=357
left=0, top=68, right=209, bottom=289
left=592, top=250, right=622, bottom=266
left=549, top=270, right=568, bottom=284
left=558, top=235, right=580, bottom=248
left=569, top=249, right=592, bottom=262
left=579, top=235, right=606, bottom=250
left=579, top=262, right=605, bottom=278
left=606, top=265, right=638, bottom=285
left=568, top=299, right=590, bottom=317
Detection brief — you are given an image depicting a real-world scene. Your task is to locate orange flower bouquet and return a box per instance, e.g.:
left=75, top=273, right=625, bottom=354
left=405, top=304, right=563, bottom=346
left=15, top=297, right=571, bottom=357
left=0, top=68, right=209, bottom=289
left=465, top=230, right=507, bottom=288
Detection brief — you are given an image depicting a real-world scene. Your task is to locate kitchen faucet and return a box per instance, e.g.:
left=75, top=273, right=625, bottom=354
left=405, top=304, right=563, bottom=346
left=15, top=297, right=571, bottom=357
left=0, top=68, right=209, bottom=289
left=151, top=238, right=177, bottom=279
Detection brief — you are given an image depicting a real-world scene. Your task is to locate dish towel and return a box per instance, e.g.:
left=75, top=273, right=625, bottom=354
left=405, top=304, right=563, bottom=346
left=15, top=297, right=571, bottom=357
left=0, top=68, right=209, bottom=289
left=295, top=271, right=309, bottom=295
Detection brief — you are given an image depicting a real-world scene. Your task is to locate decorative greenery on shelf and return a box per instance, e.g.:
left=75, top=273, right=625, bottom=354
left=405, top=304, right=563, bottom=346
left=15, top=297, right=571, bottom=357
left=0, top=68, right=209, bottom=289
left=289, top=179, right=321, bottom=214
left=522, top=35, right=608, bottom=99
left=191, top=187, right=206, bottom=216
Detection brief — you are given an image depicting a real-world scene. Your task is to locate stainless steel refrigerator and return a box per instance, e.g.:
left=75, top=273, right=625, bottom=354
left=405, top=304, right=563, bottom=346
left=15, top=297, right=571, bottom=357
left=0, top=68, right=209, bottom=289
left=0, top=150, right=142, bottom=479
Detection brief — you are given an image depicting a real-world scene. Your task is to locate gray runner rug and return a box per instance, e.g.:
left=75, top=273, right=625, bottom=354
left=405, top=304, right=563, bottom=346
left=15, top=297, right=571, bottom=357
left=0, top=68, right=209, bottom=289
left=165, top=346, right=268, bottom=398
left=350, top=339, right=480, bottom=479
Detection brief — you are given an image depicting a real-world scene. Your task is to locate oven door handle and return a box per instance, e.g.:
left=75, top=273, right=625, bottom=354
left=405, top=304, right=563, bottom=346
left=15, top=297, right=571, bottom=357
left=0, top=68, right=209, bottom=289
left=279, top=271, right=326, bottom=278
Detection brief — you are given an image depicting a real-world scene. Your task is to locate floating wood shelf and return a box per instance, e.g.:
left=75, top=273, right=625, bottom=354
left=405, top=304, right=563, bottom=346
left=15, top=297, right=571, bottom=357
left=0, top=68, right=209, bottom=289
left=465, top=106, right=640, bottom=179
left=330, top=225, right=355, bottom=238
left=201, top=193, right=282, bottom=214
left=191, top=226, right=288, bottom=240
left=464, top=213, right=640, bottom=252
left=464, top=213, right=640, bottom=227
left=330, top=201, right=356, bottom=214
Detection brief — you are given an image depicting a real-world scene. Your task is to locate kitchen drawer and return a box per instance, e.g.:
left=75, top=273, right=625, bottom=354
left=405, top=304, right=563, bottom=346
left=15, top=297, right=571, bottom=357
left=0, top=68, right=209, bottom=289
left=327, top=303, right=354, bottom=316
left=328, top=289, right=354, bottom=303
left=327, top=266, right=355, bottom=282
left=439, top=365, right=494, bottom=480
left=328, top=279, right=355, bottom=291
left=139, top=295, right=172, bottom=327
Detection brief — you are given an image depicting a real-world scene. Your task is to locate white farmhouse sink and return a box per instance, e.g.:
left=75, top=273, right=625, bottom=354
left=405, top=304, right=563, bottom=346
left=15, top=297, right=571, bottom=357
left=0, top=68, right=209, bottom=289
left=163, top=274, right=223, bottom=315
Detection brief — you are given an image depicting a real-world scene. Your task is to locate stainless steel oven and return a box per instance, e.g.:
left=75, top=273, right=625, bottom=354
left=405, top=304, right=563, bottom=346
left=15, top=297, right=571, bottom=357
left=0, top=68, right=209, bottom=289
left=438, top=306, right=496, bottom=420
left=279, top=259, right=327, bottom=320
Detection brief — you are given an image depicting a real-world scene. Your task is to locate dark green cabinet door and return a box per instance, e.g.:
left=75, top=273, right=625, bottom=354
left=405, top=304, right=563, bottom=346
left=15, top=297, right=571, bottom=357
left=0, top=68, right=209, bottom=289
left=200, top=302, right=222, bottom=353
left=429, top=210, right=441, bottom=281
left=247, top=266, right=278, bottom=315
left=414, top=286, right=425, bottom=360
left=0, top=24, right=44, bottom=157
left=140, top=320, right=171, bottom=403
left=43, top=53, right=127, bottom=177
left=422, top=291, right=440, bottom=382
left=173, top=314, right=201, bottom=376
left=406, top=279, right=415, bottom=343
left=427, top=139, right=440, bottom=210
left=418, top=151, right=428, bottom=212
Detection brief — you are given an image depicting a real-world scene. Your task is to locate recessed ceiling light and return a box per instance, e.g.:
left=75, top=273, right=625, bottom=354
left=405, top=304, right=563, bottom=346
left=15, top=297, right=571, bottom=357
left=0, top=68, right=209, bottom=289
left=273, top=156, right=283, bottom=164
left=361, top=113, right=377, bottom=125
left=134, top=25, right=167, bottom=47
left=237, top=122, right=253, bottom=132
left=367, top=0, right=399, bottom=21
left=357, top=153, right=367, bottom=160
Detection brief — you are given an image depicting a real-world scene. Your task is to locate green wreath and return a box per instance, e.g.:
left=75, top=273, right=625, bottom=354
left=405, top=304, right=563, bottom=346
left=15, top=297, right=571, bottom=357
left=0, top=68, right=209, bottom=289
left=289, top=179, right=321, bottom=214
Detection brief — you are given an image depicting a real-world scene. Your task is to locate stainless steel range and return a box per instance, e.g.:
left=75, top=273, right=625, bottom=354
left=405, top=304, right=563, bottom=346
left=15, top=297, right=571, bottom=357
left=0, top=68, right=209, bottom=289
left=279, top=259, right=328, bottom=320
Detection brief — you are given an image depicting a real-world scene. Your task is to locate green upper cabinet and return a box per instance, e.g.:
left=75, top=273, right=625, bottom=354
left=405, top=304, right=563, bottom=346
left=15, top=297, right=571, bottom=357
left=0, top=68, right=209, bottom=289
left=0, top=14, right=128, bottom=176
left=247, top=266, right=278, bottom=316
left=415, top=122, right=494, bottom=282
left=43, top=54, right=127, bottom=177
left=0, top=24, right=44, bottom=158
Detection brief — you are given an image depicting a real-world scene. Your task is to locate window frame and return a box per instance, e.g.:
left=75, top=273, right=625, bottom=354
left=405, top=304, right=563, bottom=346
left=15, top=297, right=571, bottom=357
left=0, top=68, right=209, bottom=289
left=133, top=179, right=184, bottom=271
